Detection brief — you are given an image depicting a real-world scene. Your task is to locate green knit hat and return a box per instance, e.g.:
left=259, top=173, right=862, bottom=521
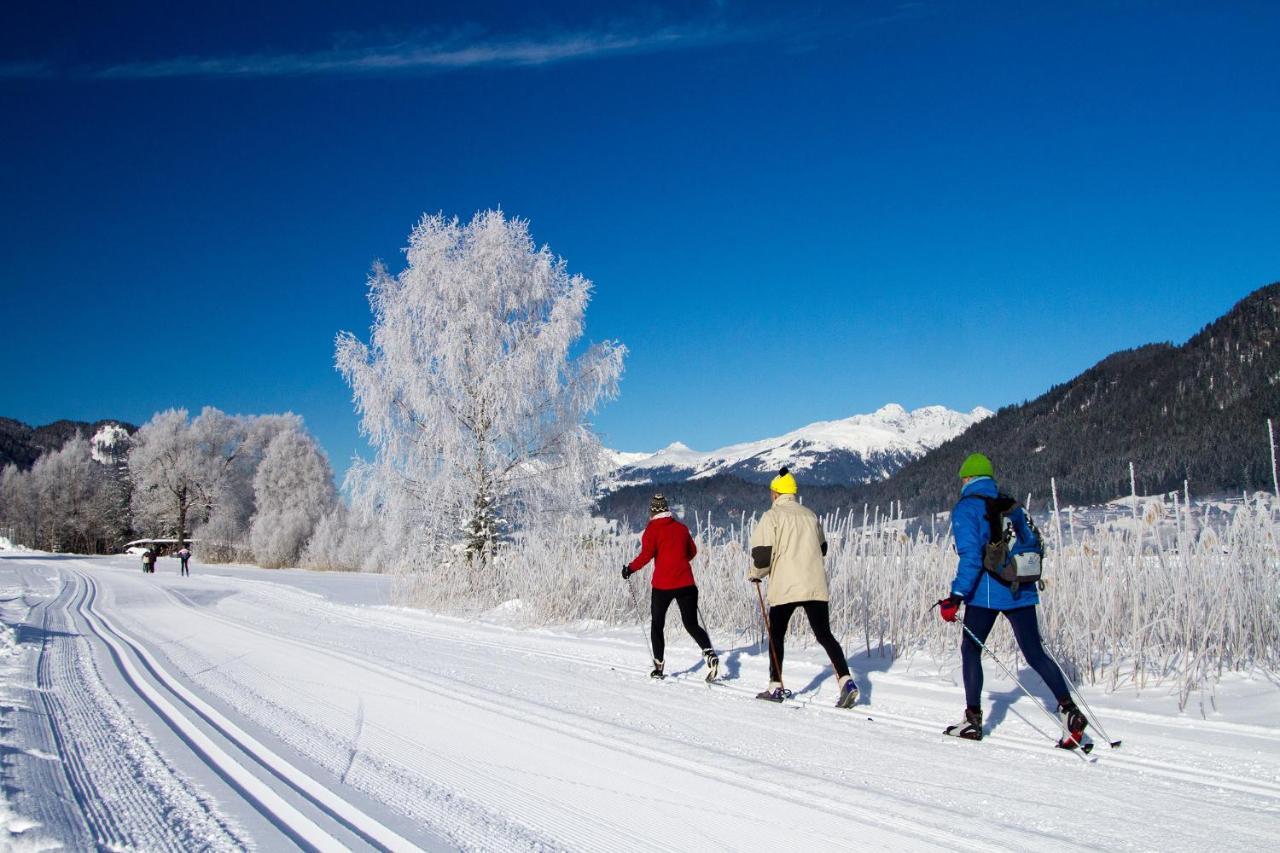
left=958, top=453, right=994, bottom=479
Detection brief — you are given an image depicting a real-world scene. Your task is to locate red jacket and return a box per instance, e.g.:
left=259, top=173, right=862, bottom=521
left=628, top=514, right=698, bottom=590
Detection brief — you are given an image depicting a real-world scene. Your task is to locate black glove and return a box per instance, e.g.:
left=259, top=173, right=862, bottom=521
left=621, top=565, right=634, bottom=580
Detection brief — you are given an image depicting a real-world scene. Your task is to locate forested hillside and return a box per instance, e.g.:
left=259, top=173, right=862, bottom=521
left=851, top=282, right=1280, bottom=514
left=0, top=417, right=137, bottom=470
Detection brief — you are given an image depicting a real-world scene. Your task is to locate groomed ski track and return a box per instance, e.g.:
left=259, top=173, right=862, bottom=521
left=2, top=553, right=1278, bottom=851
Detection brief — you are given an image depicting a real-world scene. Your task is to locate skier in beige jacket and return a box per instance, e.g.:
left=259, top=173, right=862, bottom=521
left=749, top=467, right=859, bottom=707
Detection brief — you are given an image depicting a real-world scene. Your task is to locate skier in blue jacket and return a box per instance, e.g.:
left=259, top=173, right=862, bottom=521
left=937, top=453, right=1087, bottom=745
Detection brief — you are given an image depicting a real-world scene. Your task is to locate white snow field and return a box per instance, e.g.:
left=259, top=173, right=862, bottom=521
left=2, top=552, right=1278, bottom=851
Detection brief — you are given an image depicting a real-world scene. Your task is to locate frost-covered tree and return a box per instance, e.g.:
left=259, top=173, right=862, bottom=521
left=336, top=209, right=625, bottom=567
left=130, top=408, right=246, bottom=545
left=0, top=437, right=126, bottom=552
left=0, top=463, right=36, bottom=546
left=199, top=413, right=302, bottom=561
left=248, top=427, right=337, bottom=568
left=131, top=407, right=334, bottom=563
left=39, top=436, right=127, bottom=551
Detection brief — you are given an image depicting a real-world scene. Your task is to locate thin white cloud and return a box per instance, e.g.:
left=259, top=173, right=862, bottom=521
left=0, top=60, right=53, bottom=78
left=3, top=22, right=755, bottom=80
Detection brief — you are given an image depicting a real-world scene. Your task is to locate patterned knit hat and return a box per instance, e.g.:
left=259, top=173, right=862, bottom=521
left=650, top=494, right=669, bottom=514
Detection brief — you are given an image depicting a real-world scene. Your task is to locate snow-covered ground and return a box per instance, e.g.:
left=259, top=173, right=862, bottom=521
left=2, top=551, right=1278, bottom=851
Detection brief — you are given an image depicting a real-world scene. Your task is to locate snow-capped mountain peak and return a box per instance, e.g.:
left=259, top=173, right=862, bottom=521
left=605, top=404, right=989, bottom=489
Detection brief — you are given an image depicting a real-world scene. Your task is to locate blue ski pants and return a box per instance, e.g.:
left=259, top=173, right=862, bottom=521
left=961, top=604, right=1070, bottom=710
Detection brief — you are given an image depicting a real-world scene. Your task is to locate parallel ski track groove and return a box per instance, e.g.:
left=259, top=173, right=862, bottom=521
left=149, top=591, right=682, bottom=850
left=30, top=568, right=248, bottom=851
left=160, top=594, right=862, bottom=850
left=195, top=658, right=568, bottom=853
left=71, top=570, right=326, bottom=851
left=33, top=575, right=129, bottom=848
left=69, top=567, right=425, bottom=852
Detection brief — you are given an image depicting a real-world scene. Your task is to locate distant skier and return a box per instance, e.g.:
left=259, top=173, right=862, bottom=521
left=177, top=544, right=192, bottom=577
left=142, top=547, right=156, bottom=574
left=937, top=453, right=1087, bottom=746
left=748, top=468, right=859, bottom=707
left=622, top=494, right=720, bottom=681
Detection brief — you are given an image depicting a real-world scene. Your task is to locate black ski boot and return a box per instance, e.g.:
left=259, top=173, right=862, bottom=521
left=1056, top=700, right=1088, bottom=749
left=703, top=650, right=720, bottom=682
left=944, top=707, right=984, bottom=741
left=650, top=660, right=665, bottom=680
left=756, top=682, right=792, bottom=702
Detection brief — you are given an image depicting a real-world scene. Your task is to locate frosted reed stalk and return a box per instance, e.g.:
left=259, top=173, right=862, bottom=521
left=1269, top=418, right=1279, bottom=506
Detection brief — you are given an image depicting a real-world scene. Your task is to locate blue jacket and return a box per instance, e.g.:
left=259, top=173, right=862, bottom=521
left=949, top=477, right=1040, bottom=611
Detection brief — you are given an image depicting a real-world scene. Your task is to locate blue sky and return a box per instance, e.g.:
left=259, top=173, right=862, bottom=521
left=2, top=1, right=1278, bottom=477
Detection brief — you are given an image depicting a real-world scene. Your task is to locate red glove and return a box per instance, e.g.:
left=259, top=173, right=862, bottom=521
left=938, top=596, right=962, bottom=623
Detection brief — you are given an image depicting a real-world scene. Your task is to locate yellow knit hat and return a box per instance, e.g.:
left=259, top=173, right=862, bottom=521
left=770, top=467, right=798, bottom=494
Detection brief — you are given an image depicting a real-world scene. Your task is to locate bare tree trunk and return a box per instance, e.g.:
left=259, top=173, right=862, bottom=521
left=176, top=484, right=188, bottom=546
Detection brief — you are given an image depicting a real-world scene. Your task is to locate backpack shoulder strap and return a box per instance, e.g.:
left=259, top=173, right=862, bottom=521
left=964, top=494, right=1018, bottom=544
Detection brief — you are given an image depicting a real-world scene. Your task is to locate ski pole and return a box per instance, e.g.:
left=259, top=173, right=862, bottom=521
left=694, top=598, right=715, bottom=654
left=753, top=580, right=787, bottom=693
left=624, top=574, right=655, bottom=664
left=1042, top=642, right=1122, bottom=749
left=953, top=618, right=1088, bottom=754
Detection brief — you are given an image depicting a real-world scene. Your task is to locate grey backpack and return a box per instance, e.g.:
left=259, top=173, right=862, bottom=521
left=972, top=495, right=1045, bottom=594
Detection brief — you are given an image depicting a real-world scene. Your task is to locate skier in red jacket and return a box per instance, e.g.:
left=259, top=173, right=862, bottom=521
left=623, top=494, right=720, bottom=681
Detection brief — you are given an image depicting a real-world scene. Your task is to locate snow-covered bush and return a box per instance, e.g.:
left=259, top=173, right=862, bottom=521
left=391, top=492, right=1280, bottom=706
left=301, top=506, right=357, bottom=571
left=1033, top=491, right=1280, bottom=709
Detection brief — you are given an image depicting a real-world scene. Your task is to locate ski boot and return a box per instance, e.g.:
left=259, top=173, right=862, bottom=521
left=703, top=650, right=720, bottom=682
left=1056, top=700, right=1088, bottom=750
left=650, top=660, right=665, bottom=680
left=756, top=682, right=792, bottom=702
left=944, top=707, right=984, bottom=741
left=834, top=676, right=859, bottom=709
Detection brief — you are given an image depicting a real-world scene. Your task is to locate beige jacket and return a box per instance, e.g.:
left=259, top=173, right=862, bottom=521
left=748, top=494, right=829, bottom=605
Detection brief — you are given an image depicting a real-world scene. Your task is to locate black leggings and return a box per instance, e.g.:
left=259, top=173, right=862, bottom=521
left=651, top=585, right=713, bottom=662
left=766, top=600, right=850, bottom=682
left=961, top=604, right=1070, bottom=709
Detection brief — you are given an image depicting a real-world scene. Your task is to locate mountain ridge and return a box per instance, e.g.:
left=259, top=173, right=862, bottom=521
left=848, top=281, right=1280, bottom=514
left=605, top=403, right=991, bottom=489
